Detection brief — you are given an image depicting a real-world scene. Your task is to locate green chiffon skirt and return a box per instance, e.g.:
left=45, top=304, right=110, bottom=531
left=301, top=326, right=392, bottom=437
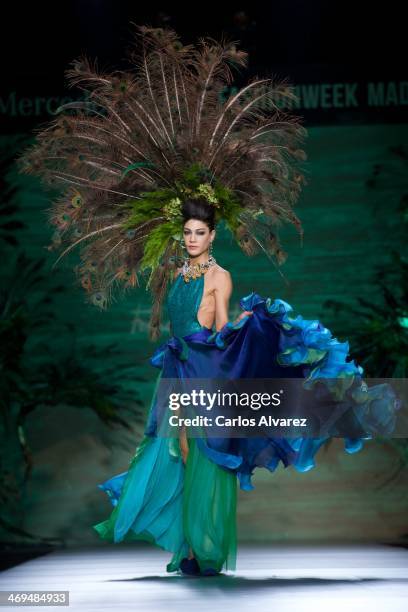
left=93, top=434, right=237, bottom=573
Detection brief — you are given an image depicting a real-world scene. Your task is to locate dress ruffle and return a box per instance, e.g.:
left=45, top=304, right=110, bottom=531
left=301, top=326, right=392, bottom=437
left=148, top=291, right=400, bottom=491
left=94, top=290, right=400, bottom=565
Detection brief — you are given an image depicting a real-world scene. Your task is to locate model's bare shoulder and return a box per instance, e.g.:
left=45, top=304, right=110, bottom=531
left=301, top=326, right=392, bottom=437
left=208, top=265, right=232, bottom=290
left=212, top=263, right=230, bottom=275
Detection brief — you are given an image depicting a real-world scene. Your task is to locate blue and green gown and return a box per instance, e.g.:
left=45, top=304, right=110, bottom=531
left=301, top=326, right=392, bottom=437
left=93, top=271, right=400, bottom=573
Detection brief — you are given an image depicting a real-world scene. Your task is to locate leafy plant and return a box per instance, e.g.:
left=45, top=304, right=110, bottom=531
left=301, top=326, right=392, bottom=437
left=322, top=144, right=408, bottom=490
left=0, top=143, right=146, bottom=544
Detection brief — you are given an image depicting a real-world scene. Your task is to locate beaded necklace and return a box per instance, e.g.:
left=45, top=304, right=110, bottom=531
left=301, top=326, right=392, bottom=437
left=181, top=255, right=217, bottom=282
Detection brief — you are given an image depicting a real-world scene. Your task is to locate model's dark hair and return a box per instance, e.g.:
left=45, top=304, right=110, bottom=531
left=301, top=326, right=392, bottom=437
left=181, top=198, right=215, bottom=231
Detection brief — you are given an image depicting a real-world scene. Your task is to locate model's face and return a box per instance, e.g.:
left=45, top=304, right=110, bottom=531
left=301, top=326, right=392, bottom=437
left=183, top=219, right=215, bottom=258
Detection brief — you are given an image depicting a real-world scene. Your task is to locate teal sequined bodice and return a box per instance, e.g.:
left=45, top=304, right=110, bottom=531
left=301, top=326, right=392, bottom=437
left=166, top=272, right=210, bottom=337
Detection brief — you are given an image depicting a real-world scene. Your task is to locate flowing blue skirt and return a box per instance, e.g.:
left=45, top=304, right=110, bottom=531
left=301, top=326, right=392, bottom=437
left=93, top=291, right=400, bottom=572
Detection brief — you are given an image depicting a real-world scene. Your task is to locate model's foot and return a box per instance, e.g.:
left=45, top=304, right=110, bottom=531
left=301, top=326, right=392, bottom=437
left=201, top=567, right=220, bottom=576
left=179, top=557, right=200, bottom=575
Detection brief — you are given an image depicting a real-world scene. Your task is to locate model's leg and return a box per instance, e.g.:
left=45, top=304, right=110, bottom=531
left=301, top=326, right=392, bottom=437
left=183, top=436, right=237, bottom=573
left=179, top=423, right=189, bottom=465
left=178, top=426, right=196, bottom=560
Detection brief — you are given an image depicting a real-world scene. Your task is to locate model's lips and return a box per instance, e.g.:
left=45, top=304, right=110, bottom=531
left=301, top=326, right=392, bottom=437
left=188, top=245, right=198, bottom=249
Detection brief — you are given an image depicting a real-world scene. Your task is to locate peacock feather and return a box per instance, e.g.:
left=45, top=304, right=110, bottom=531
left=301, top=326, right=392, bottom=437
left=17, top=24, right=308, bottom=340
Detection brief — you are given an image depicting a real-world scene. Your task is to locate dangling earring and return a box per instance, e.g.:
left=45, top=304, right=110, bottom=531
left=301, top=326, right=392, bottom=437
left=181, top=239, right=186, bottom=251
left=209, top=241, right=213, bottom=255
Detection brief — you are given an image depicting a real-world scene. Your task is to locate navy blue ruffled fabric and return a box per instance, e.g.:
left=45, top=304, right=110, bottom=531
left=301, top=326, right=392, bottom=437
left=147, top=291, right=400, bottom=491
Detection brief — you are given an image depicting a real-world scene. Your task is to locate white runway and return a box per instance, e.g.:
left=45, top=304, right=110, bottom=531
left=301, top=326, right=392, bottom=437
left=1, top=544, right=407, bottom=611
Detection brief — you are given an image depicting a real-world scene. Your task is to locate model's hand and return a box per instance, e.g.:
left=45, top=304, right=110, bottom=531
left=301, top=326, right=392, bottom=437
left=233, top=310, right=253, bottom=325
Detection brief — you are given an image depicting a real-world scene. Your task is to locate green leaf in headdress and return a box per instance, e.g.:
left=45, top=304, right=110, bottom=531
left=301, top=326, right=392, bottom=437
left=181, top=162, right=212, bottom=187
left=140, top=221, right=180, bottom=288
left=121, top=188, right=178, bottom=229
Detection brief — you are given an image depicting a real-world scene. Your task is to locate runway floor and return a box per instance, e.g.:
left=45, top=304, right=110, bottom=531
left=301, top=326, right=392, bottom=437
left=0, top=544, right=407, bottom=611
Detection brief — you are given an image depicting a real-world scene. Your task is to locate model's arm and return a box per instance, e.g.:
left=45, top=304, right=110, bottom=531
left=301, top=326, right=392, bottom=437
left=214, top=269, right=252, bottom=332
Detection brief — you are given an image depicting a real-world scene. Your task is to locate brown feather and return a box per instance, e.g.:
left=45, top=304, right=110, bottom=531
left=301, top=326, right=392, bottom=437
left=17, top=23, right=308, bottom=339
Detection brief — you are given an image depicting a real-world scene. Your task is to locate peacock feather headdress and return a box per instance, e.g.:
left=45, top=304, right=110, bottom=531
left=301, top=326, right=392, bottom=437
left=18, top=24, right=308, bottom=340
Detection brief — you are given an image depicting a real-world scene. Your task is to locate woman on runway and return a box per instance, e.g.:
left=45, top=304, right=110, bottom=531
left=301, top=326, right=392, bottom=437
left=18, top=25, right=400, bottom=576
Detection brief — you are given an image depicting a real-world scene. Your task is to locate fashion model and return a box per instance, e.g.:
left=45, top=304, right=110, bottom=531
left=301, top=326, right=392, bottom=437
left=18, top=25, right=400, bottom=577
